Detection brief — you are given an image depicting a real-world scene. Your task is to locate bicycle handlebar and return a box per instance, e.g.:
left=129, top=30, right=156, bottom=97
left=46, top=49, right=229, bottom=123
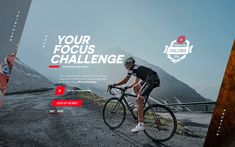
left=107, top=86, right=126, bottom=95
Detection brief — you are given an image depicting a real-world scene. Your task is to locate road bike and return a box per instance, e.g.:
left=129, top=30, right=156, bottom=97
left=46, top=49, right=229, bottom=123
left=103, top=86, right=177, bottom=142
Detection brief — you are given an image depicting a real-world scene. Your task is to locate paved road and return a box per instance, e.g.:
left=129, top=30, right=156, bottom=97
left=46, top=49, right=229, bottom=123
left=0, top=91, right=204, bottom=147
left=174, top=112, right=211, bottom=137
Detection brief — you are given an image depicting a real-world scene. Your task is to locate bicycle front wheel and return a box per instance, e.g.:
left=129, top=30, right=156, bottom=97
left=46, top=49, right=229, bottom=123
left=144, top=104, right=177, bottom=142
left=103, top=97, right=126, bottom=129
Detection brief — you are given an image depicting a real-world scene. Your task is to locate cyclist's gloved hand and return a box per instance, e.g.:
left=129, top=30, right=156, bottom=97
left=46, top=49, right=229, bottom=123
left=108, top=83, right=116, bottom=88
left=124, top=86, right=129, bottom=90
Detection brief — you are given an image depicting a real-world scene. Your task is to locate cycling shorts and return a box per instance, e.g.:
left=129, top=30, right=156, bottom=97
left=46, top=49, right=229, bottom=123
left=139, top=72, right=160, bottom=98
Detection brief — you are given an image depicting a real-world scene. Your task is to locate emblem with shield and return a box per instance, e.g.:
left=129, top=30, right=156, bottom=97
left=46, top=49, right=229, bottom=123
left=164, top=36, right=193, bottom=63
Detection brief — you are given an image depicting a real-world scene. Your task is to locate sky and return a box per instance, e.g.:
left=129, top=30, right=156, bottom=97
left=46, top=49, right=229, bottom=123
left=16, top=0, right=235, bottom=100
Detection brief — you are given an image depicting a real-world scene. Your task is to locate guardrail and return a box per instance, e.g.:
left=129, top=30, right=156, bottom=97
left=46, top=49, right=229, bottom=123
left=164, top=101, right=216, bottom=112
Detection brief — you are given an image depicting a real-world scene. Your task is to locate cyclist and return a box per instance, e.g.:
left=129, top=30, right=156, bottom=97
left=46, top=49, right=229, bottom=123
left=109, top=57, right=160, bottom=133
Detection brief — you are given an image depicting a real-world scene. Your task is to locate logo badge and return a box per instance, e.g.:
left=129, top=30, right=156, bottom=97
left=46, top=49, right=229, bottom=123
left=164, top=36, right=193, bottom=63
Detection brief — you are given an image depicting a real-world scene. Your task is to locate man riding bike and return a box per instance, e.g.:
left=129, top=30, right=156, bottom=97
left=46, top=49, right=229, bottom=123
left=109, top=57, right=160, bottom=133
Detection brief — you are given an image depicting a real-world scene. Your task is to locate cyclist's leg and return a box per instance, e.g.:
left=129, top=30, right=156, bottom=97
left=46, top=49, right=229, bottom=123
left=131, top=82, right=155, bottom=132
left=134, top=81, right=146, bottom=122
left=131, top=82, right=150, bottom=132
left=131, top=91, right=145, bottom=132
left=136, top=95, right=144, bottom=122
left=138, top=82, right=157, bottom=121
left=133, top=83, right=141, bottom=95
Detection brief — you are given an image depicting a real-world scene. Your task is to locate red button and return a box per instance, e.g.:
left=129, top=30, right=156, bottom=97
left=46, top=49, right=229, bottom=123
left=54, top=86, right=65, bottom=96
left=52, top=100, right=83, bottom=107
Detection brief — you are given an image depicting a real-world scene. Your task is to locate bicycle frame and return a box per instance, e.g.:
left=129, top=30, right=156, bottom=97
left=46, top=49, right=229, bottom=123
left=115, top=91, right=153, bottom=122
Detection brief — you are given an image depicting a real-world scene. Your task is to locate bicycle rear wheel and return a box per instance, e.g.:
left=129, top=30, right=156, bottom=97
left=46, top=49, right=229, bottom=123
left=103, top=97, right=126, bottom=129
left=144, top=104, right=177, bottom=142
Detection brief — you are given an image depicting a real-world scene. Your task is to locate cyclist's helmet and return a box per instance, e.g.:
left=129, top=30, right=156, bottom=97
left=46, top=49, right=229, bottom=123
left=124, top=57, right=135, bottom=66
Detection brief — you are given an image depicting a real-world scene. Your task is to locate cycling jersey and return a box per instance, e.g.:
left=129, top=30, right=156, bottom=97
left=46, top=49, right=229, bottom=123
left=127, top=65, right=156, bottom=81
left=127, top=64, right=160, bottom=98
